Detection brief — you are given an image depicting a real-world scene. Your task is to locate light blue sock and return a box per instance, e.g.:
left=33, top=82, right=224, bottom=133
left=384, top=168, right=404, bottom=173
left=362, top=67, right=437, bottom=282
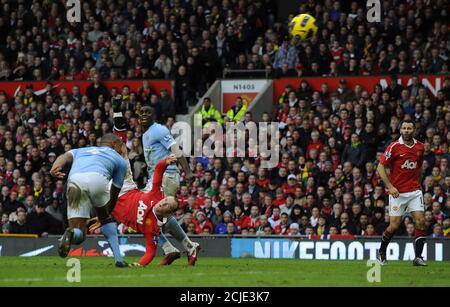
left=101, top=222, right=123, bottom=263
left=165, top=216, right=188, bottom=242
left=72, top=228, right=84, bottom=245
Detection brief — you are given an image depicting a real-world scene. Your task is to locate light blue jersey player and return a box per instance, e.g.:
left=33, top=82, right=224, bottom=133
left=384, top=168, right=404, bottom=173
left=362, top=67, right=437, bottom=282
left=142, top=121, right=179, bottom=193
left=138, top=106, right=200, bottom=265
left=50, top=133, right=129, bottom=267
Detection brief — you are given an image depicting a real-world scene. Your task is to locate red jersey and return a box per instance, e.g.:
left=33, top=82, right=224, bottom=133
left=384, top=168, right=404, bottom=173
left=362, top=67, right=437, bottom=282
left=112, top=160, right=168, bottom=266
left=379, top=137, right=424, bottom=193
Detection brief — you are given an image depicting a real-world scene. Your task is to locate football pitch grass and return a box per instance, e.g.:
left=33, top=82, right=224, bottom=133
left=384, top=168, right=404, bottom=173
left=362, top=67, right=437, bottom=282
left=0, top=256, right=449, bottom=287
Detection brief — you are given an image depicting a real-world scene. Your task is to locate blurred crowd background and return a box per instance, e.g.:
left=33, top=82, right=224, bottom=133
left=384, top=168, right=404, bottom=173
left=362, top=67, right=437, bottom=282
left=0, top=0, right=449, bottom=238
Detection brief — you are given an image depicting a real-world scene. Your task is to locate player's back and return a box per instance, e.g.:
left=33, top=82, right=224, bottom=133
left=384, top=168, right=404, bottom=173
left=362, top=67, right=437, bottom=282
left=143, top=123, right=177, bottom=177
left=114, top=189, right=163, bottom=233
left=68, top=146, right=125, bottom=181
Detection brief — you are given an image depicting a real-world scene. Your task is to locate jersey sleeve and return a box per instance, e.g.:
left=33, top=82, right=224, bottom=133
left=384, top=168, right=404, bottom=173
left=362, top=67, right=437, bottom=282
left=112, top=156, right=128, bottom=188
left=379, top=142, right=397, bottom=166
left=68, top=149, right=78, bottom=159
left=151, top=159, right=169, bottom=192
left=138, top=230, right=157, bottom=266
left=157, top=125, right=176, bottom=150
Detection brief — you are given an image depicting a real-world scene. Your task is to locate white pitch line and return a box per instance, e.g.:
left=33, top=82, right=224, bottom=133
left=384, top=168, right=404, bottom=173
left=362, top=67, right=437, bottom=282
left=0, top=271, right=261, bottom=284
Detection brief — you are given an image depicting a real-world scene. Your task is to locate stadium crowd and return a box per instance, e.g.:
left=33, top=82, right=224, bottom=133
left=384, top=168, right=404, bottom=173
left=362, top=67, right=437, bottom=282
left=0, top=0, right=450, bottom=238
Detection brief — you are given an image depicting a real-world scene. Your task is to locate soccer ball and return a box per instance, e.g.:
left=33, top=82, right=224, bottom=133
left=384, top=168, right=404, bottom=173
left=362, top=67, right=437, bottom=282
left=289, top=13, right=318, bottom=42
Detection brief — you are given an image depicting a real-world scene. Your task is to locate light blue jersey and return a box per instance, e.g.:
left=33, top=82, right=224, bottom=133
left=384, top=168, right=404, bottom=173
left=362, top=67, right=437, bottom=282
left=142, top=123, right=177, bottom=181
left=68, top=146, right=128, bottom=188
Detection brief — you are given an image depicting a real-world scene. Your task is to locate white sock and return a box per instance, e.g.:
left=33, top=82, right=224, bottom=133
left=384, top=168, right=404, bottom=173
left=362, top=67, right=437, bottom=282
left=182, top=237, right=198, bottom=253
left=162, top=241, right=179, bottom=254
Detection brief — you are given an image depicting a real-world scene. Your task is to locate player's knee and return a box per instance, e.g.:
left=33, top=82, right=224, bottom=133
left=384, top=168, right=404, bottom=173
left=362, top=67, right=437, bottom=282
left=415, top=216, right=426, bottom=229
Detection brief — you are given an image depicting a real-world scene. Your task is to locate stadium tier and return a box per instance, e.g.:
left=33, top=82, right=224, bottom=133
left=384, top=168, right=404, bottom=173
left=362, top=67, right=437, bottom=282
left=0, top=0, right=449, bottom=243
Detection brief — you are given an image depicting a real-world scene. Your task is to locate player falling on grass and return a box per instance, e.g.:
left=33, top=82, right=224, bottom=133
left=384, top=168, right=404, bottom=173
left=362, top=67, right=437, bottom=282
left=376, top=119, right=427, bottom=266
left=90, top=154, right=179, bottom=266
left=50, top=133, right=128, bottom=267
left=113, top=102, right=200, bottom=265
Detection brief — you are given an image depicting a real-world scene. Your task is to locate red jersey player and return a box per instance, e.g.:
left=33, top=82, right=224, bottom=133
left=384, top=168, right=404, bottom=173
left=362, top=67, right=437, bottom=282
left=90, top=155, right=179, bottom=267
left=376, top=119, right=427, bottom=266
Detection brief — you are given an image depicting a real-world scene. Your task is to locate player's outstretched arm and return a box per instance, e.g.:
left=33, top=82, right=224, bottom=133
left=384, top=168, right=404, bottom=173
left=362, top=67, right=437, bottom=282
left=106, top=185, right=122, bottom=214
left=150, top=155, right=176, bottom=192
left=170, top=144, right=193, bottom=179
left=376, top=163, right=399, bottom=198
left=50, top=152, right=74, bottom=179
left=136, top=232, right=157, bottom=266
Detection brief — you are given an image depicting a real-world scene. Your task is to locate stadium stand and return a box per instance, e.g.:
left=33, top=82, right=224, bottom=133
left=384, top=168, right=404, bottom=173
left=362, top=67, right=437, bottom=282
left=0, top=0, right=449, bottom=238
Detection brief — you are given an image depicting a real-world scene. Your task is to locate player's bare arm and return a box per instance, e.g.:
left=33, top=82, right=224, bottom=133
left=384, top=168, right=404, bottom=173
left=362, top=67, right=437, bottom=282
left=106, top=185, right=122, bottom=214
left=50, top=152, right=73, bottom=179
left=377, top=163, right=400, bottom=198
left=170, top=144, right=193, bottom=179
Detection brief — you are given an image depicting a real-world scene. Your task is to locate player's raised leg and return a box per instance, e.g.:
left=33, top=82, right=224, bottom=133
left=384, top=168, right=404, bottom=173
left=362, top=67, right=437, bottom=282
left=163, top=216, right=201, bottom=266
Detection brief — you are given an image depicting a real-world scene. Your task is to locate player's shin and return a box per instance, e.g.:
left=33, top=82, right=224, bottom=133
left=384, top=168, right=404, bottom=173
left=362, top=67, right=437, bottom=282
left=414, top=229, right=427, bottom=258
left=100, top=221, right=124, bottom=264
left=164, top=216, right=195, bottom=251
left=379, top=229, right=394, bottom=254
left=158, top=232, right=180, bottom=254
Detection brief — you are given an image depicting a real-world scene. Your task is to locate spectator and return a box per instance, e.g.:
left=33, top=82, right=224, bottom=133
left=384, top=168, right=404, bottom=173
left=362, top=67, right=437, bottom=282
left=430, top=224, right=444, bottom=238
left=9, top=210, right=29, bottom=234
left=268, top=207, right=281, bottom=229
left=342, top=134, right=366, bottom=169
left=159, top=88, right=176, bottom=121
left=274, top=212, right=290, bottom=235
left=195, top=97, right=223, bottom=128
left=406, top=223, right=416, bottom=238
left=193, top=211, right=213, bottom=235
left=215, top=210, right=233, bottom=234
left=26, top=202, right=62, bottom=237
left=226, top=97, right=247, bottom=123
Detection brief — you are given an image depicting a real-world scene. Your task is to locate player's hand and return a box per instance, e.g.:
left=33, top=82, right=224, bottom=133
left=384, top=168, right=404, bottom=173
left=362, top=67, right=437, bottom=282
left=166, top=154, right=177, bottom=164
left=88, top=217, right=101, bottom=233
left=388, top=186, right=400, bottom=198
left=50, top=166, right=65, bottom=179
left=129, top=262, right=142, bottom=267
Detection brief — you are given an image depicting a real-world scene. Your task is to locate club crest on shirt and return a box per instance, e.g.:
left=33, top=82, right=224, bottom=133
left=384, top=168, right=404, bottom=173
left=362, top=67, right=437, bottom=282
left=384, top=151, right=391, bottom=159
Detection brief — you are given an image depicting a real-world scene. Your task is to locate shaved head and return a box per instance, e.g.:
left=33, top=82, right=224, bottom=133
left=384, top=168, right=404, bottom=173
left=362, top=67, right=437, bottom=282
left=99, top=133, right=122, bottom=146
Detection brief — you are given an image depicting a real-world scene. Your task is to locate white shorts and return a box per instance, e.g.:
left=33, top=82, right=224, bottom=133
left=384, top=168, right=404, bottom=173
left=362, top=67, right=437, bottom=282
left=66, top=172, right=111, bottom=219
left=143, top=171, right=180, bottom=197
left=388, top=190, right=424, bottom=217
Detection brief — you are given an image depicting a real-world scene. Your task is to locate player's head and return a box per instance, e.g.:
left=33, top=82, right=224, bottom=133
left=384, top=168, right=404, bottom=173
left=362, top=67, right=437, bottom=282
left=99, top=133, right=124, bottom=154
left=140, top=105, right=155, bottom=128
left=154, top=196, right=179, bottom=217
left=399, top=119, right=415, bottom=141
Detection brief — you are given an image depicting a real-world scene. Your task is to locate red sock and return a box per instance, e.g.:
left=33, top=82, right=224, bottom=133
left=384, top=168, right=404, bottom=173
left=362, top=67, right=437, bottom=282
left=383, top=230, right=394, bottom=239
left=414, top=229, right=426, bottom=239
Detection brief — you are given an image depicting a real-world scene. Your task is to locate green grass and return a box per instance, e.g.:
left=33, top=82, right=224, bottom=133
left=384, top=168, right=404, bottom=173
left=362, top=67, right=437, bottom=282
left=0, top=256, right=448, bottom=287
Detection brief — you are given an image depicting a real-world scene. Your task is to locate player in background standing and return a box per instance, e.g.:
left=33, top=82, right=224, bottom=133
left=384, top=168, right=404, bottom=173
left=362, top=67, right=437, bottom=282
left=50, top=133, right=128, bottom=267
left=113, top=101, right=200, bottom=265
left=376, top=119, right=427, bottom=266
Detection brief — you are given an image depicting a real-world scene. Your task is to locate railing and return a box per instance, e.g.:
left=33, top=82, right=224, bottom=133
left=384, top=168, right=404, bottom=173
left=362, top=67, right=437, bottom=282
left=222, top=68, right=272, bottom=79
